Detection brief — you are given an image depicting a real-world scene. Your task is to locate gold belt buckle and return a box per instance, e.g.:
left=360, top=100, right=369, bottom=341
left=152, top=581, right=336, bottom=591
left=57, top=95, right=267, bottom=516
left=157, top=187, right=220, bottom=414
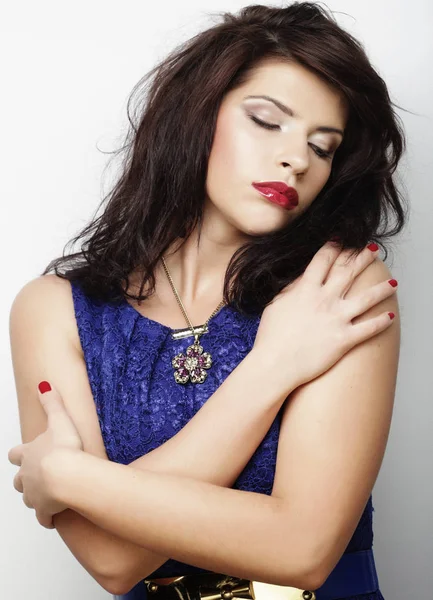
left=251, top=582, right=316, bottom=600
left=199, top=579, right=253, bottom=599
left=199, top=579, right=316, bottom=600
left=145, top=575, right=316, bottom=600
left=145, top=575, right=188, bottom=596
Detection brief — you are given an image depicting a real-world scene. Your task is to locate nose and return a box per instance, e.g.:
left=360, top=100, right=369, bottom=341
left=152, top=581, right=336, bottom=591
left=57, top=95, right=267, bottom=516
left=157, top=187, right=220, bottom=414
left=278, top=132, right=310, bottom=175
left=281, top=158, right=308, bottom=177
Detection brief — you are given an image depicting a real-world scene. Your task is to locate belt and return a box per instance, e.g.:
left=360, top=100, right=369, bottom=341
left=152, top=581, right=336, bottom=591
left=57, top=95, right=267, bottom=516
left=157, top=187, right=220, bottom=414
left=116, top=549, right=379, bottom=600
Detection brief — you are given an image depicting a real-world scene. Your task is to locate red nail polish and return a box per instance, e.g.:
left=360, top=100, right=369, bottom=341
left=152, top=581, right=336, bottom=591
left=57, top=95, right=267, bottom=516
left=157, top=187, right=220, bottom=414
left=38, top=381, right=52, bottom=394
left=388, top=279, right=398, bottom=287
left=367, top=243, right=379, bottom=252
left=388, top=312, right=395, bottom=320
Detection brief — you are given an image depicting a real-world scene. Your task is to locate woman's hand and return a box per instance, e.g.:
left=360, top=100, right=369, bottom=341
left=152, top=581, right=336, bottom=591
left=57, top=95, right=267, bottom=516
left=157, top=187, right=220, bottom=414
left=8, top=382, right=84, bottom=529
left=252, top=240, right=398, bottom=389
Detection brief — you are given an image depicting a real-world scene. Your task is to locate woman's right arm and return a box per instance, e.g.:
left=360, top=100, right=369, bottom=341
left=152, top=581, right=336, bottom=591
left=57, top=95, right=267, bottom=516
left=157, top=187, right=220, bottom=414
left=9, top=275, right=294, bottom=595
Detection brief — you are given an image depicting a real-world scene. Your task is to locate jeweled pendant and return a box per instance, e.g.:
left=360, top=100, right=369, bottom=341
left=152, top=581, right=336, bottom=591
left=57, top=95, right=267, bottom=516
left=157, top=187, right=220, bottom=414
left=172, top=335, right=213, bottom=384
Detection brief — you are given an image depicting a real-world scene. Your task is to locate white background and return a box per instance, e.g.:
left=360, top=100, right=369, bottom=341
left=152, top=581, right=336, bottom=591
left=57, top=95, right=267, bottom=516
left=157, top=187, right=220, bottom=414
left=1, top=1, right=432, bottom=598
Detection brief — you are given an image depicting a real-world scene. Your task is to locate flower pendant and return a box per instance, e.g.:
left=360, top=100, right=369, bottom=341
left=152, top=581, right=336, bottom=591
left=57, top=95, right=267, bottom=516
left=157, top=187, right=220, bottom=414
left=172, top=335, right=212, bottom=384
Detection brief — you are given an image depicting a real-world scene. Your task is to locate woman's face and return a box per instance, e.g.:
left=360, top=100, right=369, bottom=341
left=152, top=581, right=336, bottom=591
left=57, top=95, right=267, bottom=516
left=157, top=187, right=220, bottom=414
left=204, top=58, right=348, bottom=238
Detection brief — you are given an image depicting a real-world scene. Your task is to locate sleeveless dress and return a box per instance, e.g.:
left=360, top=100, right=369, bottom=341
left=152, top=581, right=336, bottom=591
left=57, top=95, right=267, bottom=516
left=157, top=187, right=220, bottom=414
left=70, top=280, right=385, bottom=600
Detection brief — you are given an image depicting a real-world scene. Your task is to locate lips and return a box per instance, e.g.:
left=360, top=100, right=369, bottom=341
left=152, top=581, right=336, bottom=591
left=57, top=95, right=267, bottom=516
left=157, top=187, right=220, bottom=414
left=252, top=181, right=299, bottom=209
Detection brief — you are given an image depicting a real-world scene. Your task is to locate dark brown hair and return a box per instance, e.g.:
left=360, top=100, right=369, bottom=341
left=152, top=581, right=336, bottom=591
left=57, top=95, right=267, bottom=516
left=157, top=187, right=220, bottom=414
left=42, top=1, right=409, bottom=316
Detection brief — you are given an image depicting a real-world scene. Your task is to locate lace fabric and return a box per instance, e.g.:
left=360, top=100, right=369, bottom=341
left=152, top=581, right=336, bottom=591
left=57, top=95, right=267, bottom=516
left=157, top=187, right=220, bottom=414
left=70, top=280, right=383, bottom=599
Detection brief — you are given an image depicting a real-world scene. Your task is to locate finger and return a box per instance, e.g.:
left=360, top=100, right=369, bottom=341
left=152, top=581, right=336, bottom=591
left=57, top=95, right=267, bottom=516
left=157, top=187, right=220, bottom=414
left=302, top=241, right=344, bottom=286
left=324, top=243, right=380, bottom=297
left=36, top=511, right=55, bottom=530
left=8, top=445, right=24, bottom=466
left=38, top=381, right=66, bottom=416
left=38, top=382, right=72, bottom=429
left=13, top=472, right=23, bottom=493
left=346, top=311, right=396, bottom=348
left=37, top=382, right=84, bottom=452
left=344, top=278, right=398, bottom=322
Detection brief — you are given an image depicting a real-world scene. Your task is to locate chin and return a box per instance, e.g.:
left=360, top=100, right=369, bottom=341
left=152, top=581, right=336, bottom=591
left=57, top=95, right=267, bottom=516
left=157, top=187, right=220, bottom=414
left=236, top=219, right=289, bottom=238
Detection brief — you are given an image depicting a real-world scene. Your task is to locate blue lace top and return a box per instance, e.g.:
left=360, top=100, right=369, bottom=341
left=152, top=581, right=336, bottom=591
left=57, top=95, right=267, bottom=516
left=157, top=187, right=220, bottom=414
left=70, top=280, right=384, bottom=600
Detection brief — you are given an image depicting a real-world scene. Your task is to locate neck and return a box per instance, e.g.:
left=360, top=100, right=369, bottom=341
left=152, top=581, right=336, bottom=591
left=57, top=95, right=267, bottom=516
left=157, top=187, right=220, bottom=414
left=160, top=203, right=250, bottom=306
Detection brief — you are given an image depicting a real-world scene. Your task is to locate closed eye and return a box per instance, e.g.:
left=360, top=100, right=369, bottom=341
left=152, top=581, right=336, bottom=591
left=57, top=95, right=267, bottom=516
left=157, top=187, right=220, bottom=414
left=248, top=114, right=334, bottom=160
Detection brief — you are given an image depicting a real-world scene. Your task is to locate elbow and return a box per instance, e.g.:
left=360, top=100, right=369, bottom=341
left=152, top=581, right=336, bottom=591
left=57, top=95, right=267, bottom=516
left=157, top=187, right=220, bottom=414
left=290, top=548, right=328, bottom=591
left=90, top=552, right=135, bottom=595
left=286, top=552, right=328, bottom=591
left=99, top=578, right=125, bottom=596
left=300, top=567, right=326, bottom=593
left=98, top=563, right=138, bottom=596
left=96, top=563, right=139, bottom=596
left=103, top=562, right=158, bottom=596
left=106, top=572, right=151, bottom=597
left=82, top=567, right=131, bottom=596
left=275, top=565, right=324, bottom=592
left=272, top=537, right=325, bottom=590
left=271, top=509, right=327, bottom=590
left=103, top=576, right=132, bottom=596
left=86, top=554, right=134, bottom=596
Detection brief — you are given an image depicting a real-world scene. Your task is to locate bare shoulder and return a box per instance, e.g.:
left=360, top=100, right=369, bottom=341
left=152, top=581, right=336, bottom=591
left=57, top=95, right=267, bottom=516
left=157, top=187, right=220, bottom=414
left=10, top=273, right=82, bottom=355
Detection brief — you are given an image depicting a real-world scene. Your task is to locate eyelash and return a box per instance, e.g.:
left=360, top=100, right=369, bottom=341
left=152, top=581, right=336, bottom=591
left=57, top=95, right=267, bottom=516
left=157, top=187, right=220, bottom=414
left=248, top=114, right=334, bottom=160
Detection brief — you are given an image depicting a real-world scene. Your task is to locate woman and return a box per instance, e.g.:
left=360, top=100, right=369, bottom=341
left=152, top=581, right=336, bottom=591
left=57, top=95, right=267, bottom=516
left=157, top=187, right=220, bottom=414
left=8, top=2, right=406, bottom=599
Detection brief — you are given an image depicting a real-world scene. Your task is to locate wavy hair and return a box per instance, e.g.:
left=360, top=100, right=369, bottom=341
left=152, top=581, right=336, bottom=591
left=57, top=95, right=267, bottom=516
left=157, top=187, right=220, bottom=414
left=42, top=1, right=410, bottom=315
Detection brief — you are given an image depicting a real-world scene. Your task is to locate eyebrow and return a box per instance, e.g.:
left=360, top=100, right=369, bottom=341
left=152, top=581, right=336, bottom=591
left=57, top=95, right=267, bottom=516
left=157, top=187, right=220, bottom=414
left=243, top=94, right=345, bottom=137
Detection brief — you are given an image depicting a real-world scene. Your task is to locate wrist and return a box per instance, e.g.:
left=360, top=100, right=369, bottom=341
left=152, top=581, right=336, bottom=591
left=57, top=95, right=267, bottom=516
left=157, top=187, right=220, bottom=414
left=248, top=347, right=301, bottom=394
left=43, top=448, right=85, bottom=505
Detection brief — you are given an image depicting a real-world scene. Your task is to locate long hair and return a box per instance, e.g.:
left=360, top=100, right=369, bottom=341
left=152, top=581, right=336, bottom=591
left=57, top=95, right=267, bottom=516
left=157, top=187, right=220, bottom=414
left=42, top=1, right=409, bottom=316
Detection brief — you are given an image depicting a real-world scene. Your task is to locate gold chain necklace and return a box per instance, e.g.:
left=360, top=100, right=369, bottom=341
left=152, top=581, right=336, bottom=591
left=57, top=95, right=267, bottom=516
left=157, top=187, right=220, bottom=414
left=161, top=256, right=226, bottom=384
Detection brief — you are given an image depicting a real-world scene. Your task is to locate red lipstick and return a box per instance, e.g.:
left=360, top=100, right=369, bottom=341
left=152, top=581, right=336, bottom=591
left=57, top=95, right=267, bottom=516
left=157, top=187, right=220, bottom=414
left=252, top=181, right=299, bottom=210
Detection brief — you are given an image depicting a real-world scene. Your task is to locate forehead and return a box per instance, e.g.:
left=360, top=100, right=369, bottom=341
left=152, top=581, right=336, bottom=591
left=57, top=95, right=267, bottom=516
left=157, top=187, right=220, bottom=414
left=227, top=58, right=348, bottom=128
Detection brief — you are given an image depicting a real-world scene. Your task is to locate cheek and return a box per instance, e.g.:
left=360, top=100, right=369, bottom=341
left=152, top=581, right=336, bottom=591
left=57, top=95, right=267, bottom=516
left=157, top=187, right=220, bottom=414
left=206, top=114, right=253, bottom=196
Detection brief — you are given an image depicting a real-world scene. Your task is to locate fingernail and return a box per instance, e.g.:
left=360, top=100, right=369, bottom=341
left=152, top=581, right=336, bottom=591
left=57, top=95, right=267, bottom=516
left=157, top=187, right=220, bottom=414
left=388, top=279, right=398, bottom=287
left=388, top=312, right=395, bottom=320
left=367, top=242, right=379, bottom=252
left=38, top=381, right=52, bottom=394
